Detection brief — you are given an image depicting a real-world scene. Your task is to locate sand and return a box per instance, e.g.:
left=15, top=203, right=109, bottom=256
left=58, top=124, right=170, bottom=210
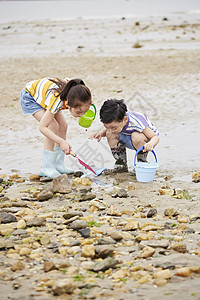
left=0, top=12, right=200, bottom=300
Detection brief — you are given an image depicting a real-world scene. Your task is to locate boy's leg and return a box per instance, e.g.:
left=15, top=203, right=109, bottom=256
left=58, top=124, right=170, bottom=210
left=131, top=132, right=148, bottom=162
left=106, top=131, right=128, bottom=172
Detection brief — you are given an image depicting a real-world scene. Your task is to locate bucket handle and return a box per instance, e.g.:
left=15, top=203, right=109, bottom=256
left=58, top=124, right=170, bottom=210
left=134, top=146, right=157, bottom=166
left=91, top=104, right=97, bottom=120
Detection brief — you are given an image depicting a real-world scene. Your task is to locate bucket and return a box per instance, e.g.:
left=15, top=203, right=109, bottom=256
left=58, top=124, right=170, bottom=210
left=134, top=146, right=159, bottom=183
left=78, top=104, right=97, bottom=128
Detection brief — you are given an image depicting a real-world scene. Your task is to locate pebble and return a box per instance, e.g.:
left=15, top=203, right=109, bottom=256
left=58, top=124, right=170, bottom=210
left=37, top=190, right=53, bottom=201
left=147, top=208, right=157, bottom=218
left=89, top=257, right=119, bottom=272
left=78, top=227, right=90, bottom=238
left=43, top=261, right=57, bottom=272
left=138, top=246, right=155, bottom=258
left=52, top=279, right=76, bottom=295
left=164, top=208, right=179, bottom=217
left=125, top=219, right=139, bottom=231
left=81, top=245, right=95, bottom=258
left=63, top=211, right=83, bottom=219
left=171, top=242, right=187, bottom=253
left=68, top=220, right=87, bottom=230
left=0, top=212, right=17, bottom=223
left=11, top=261, right=25, bottom=272
left=153, top=269, right=172, bottom=280
left=95, top=245, right=115, bottom=258
left=26, top=217, right=46, bottom=227
left=17, top=219, right=26, bottom=229
left=175, top=267, right=191, bottom=277
left=52, top=174, right=72, bottom=193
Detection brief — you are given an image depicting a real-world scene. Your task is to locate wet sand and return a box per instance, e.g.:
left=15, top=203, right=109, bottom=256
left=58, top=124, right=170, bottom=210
left=0, top=13, right=200, bottom=300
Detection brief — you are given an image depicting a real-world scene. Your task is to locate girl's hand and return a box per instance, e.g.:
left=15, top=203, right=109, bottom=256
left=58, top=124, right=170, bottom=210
left=89, top=132, right=102, bottom=142
left=144, top=142, right=154, bottom=152
left=59, top=139, right=72, bottom=155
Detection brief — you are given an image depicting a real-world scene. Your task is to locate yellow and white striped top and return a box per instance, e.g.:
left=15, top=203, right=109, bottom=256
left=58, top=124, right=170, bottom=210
left=25, top=78, right=64, bottom=114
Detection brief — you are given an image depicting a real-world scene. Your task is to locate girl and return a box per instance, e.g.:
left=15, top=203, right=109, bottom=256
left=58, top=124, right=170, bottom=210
left=90, top=99, right=159, bottom=171
left=20, top=77, right=92, bottom=178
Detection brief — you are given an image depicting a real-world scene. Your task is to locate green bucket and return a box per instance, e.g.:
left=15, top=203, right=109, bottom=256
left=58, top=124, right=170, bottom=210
left=78, top=104, right=97, bottom=128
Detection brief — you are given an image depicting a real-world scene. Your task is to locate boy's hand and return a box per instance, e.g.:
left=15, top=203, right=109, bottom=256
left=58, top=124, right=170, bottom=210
left=89, top=132, right=102, bottom=142
left=59, top=139, right=72, bottom=155
left=144, top=142, right=154, bottom=152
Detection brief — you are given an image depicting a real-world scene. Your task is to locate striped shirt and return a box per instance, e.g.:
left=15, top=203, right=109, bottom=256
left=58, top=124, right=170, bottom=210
left=121, top=111, right=159, bottom=135
left=25, top=78, right=64, bottom=114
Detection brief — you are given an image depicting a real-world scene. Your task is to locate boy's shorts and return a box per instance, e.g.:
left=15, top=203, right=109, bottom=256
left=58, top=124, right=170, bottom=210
left=119, top=133, right=136, bottom=150
left=20, top=88, right=43, bottom=115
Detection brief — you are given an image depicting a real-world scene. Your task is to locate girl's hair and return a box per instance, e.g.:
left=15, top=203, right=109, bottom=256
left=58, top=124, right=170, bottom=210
left=48, top=78, right=91, bottom=108
left=100, top=99, right=127, bottom=123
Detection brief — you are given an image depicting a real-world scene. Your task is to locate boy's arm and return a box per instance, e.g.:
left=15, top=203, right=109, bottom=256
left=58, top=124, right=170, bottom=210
left=142, top=127, right=160, bottom=151
left=89, top=128, right=107, bottom=142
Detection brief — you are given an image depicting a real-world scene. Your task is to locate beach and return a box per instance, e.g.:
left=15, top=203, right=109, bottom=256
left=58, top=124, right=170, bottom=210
left=0, top=2, right=200, bottom=299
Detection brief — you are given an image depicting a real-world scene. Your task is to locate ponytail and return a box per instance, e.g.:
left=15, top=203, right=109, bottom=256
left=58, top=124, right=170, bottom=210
left=48, top=78, right=91, bottom=107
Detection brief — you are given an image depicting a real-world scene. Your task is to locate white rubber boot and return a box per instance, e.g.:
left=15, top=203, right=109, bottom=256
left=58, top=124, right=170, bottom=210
left=40, top=150, right=61, bottom=178
left=55, top=147, right=74, bottom=174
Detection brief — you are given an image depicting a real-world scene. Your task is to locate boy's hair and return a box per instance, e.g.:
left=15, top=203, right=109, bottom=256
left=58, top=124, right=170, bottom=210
left=49, top=78, right=91, bottom=108
left=100, top=99, right=127, bottom=124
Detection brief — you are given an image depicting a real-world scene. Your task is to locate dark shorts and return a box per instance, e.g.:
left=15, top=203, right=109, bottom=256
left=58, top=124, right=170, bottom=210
left=20, top=88, right=43, bottom=115
left=119, top=132, right=136, bottom=150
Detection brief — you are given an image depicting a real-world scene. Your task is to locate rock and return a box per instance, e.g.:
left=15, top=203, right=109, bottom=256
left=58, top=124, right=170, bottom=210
left=132, top=42, right=143, bottom=48
left=190, top=266, right=200, bottom=274
left=107, top=205, right=122, bottom=216
left=81, top=245, right=95, bottom=258
left=109, top=231, right=123, bottom=241
left=164, top=208, right=178, bottom=217
left=189, top=213, right=200, bottom=222
left=113, top=187, right=128, bottom=198
left=76, top=192, right=96, bottom=201
left=138, top=246, right=155, bottom=258
left=70, top=240, right=81, bottom=247
left=140, top=240, right=169, bottom=249
left=89, top=257, right=119, bottom=272
left=73, top=171, right=84, bottom=177
left=12, top=229, right=28, bottom=236
left=63, top=211, right=83, bottom=219
left=95, top=245, right=114, bottom=258
left=0, top=212, right=17, bottom=223
left=26, top=217, right=45, bottom=227
left=78, top=228, right=90, bottom=238
left=19, top=247, right=31, bottom=255
left=89, top=199, right=107, bottom=210
left=155, top=262, right=175, bottom=270
left=159, top=187, right=174, bottom=196
left=11, top=261, right=25, bottom=272
left=40, top=236, right=50, bottom=245
left=147, top=208, right=157, bottom=218
left=125, top=219, right=139, bottom=231
left=177, top=215, right=188, bottom=223
left=112, top=269, right=129, bottom=279
left=40, top=176, right=52, bottom=182
left=44, top=261, right=57, bottom=272
left=17, top=219, right=26, bottom=229
left=68, top=220, right=87, bottom=230
left=0, top=238, right=15, bottom=249
left=192, top=170, right=200, bottom=183
left=29, top=174, right=40, bottom=181
left=154, top=278, right=167, bottom=286
left=0, top=224, right=15, bottom=236
left=184, top=228, right=195, bottom=234
left=52, top=279, right=76, bottom=295
left=97, top=237, right=116, bottom=245
left=175, top=267, right=191, bottom=277
left=171, top=242, right=187, bottom=253
left=52, top=174, right=72, bottom=193
left=135, top=233, right=154, bottom=242
left=153, top=269, right=172, bottom=280
left=64, top=216, right=80, bottom=225
left=72, top=177, right=92, bottom=186
left=37, top=190, right=53, bottom=201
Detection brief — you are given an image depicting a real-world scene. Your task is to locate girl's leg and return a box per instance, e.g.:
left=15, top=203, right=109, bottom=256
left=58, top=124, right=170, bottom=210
left=53, top=111, right=74, bottom=174
left=33, top=109, right=59, bottom=151
left=33, top=109, right=61, bottom=178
